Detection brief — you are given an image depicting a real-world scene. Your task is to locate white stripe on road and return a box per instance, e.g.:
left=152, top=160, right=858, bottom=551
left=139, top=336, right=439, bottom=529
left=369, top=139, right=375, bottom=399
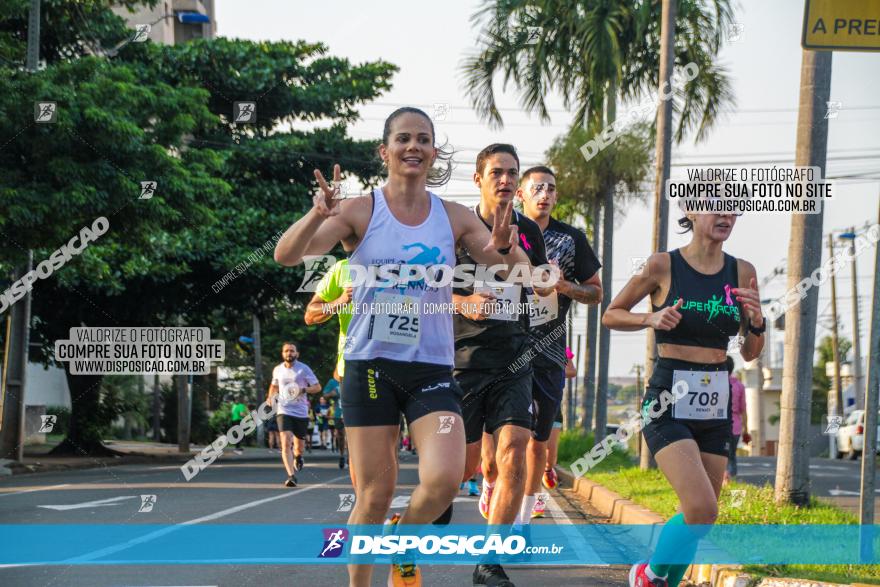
left=0, top=484, right=69, bottom=497
left=38, top=495, right=137, bottom=511
left=0, top=474, right=351, bottom=567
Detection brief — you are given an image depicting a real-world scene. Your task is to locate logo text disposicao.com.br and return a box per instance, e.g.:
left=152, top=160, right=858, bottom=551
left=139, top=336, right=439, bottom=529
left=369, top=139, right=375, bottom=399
left=346, top=533, right=564, bottom=556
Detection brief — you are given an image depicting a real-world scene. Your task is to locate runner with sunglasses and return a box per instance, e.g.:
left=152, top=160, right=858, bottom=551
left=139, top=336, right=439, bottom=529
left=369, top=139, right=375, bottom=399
left=603, top=210, right=764, bottom=587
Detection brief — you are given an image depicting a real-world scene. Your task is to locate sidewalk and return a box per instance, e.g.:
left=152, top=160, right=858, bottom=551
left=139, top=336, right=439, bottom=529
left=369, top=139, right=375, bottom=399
left=820, top=495, right=880, bottom=523
left=2, top=440, right=281, bottom=476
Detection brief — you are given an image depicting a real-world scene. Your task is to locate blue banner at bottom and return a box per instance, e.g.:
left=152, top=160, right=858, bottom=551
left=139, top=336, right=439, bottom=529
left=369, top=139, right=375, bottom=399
left=1, top=524, right=878, bottom=565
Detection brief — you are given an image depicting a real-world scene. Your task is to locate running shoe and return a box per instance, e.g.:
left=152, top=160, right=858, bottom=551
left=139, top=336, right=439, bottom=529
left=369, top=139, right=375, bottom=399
left=628, top=562, right=667, bottom=587
left=338, top=455, right=346, bottom=469
left=284, top=475, right=297, bottom=488
left=388, top=561, right=421, bottom=586
left=473, top=564, right=514, bottom=586
left=531, top=494, right=547, bottom=518
left=467, top=479, right=480, bottom=496
left=295, top=454, right=304, bottom=471
left=479, top=480, right=494, bottom=520
left=542, top=467, right=558, bottom=490
left=385, top=514, right=422, bottom=586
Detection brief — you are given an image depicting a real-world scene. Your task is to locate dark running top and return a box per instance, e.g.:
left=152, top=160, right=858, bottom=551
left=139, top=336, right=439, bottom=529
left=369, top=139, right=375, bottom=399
left=453, top=205, right=548, bottom=370
left=529, top=217, right=601, bottom=370
left=652, top=248, right=742, bottom=350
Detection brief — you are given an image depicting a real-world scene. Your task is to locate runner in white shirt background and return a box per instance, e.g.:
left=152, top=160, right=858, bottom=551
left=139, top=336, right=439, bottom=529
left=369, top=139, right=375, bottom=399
left=267, top=342, right=321, bottom=487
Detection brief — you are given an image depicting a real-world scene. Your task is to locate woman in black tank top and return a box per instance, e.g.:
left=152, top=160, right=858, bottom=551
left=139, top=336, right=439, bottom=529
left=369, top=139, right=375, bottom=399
left=602, top=212, right=765, bottom=587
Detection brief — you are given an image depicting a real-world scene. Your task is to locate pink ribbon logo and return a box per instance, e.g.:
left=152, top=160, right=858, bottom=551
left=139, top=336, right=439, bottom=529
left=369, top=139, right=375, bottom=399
left=519, top=234, right=531, bottom=251
left=724, top=283, right=734, bottom=305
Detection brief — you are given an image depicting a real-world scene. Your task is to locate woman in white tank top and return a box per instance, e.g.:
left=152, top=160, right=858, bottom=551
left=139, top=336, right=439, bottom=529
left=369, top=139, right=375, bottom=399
left=275, top=107, right=532, bottom=587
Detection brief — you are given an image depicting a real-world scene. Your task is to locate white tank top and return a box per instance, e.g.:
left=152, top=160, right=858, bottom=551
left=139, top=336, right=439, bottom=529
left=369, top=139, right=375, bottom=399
left=344, top=188, right=456, bottom=366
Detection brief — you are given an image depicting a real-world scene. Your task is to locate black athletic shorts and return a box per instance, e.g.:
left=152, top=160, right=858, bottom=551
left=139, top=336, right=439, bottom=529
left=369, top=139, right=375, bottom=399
left=456, top=363, right=533, bottom=444
left=554, top=404, right=563, bottom=426
left=642, top=357, right=732, bottom=458
left=277, top=415, right=309, bottom=439
left=342, top=358, right=462, bottom=427
left=531, top=366, right=565, bottom=442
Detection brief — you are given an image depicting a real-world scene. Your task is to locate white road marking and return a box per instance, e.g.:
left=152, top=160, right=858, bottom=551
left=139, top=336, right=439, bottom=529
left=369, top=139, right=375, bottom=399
left=389, top=495, right=411, bottom=509
left=38, top=495, right=137, bottom=511
left=828, top=488, right=868, bottom=496
left=1, top=473, right=351, bottom=567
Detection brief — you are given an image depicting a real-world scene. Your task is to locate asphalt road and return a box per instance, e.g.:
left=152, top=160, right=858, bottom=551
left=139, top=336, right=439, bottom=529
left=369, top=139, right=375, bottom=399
left=0, top=448, right=630, bottom=587
left=735, top=455, right=878, bottom=496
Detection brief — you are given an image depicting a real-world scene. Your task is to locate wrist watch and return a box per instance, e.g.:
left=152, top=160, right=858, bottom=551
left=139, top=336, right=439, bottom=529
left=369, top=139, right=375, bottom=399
left=497, top=246, right=512, bottom=255
left=748, top=317, right=766, bottom=336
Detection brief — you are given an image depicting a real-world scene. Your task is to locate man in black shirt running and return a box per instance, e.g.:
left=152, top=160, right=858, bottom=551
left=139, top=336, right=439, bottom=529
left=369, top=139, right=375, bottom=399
left=517, top=166, right=602, bottom=522
left=453, top=144, right=554, bottom=587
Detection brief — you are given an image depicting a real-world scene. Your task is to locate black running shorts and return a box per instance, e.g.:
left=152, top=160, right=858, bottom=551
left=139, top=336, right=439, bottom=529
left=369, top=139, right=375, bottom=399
left=277, top=415, right=309, bottom=439
left=531, top=366, right=565, bottom=442
left=641, top=357, right=732, bottom=458
left=342, top=358, right=462, bottom=427
left=456, top=363, right=533, bottom=444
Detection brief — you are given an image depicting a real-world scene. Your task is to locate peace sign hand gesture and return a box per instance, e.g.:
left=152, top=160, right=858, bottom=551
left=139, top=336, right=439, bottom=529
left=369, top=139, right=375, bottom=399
left=482, top=200, right=519, bottom=254
left=312, top=164, right=343, bottom=219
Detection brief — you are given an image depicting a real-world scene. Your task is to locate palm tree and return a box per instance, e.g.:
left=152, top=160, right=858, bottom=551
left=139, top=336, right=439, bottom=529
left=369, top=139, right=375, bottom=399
left=462, top=0, right=735, bottom=441
left=546, top=123, right=652, bottom=439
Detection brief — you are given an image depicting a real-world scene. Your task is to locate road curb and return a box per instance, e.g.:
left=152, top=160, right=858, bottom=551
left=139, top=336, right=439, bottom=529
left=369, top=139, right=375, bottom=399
left=557, top=468, right=664, bottom=525
left=555, top=466, right=858, bottom=587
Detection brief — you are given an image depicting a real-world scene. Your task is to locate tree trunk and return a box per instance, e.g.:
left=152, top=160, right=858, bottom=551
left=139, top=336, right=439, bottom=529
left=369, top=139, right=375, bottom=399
left=582, top=200, right=601, bottom=435
left=595, top=184, right=614, bottom=442
left=208, top=364, right=219, bottom=410
left=642, top=0, right=677, bottom=471
left=176, top=374, right=190, bottom=453
left=152, top=373, right=161, bottom=442
left=50, top=367, right=118, bottom=456
left=775, top=49, right=832, bottom=506
left=595, top=85, right=617, bottom=443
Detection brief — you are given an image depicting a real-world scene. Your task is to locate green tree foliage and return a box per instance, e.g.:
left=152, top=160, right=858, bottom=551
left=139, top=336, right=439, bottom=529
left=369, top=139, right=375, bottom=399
left=463, top=0, right=735, bottom=140
left=546, top=123, right=652, bottom=223
left=0, top=1, right=395, bottom=454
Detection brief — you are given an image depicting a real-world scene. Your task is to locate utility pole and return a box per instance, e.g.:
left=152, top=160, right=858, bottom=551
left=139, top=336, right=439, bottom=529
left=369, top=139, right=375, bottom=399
left=1, top=0, right=40, bottom=462
left=642, top=0, right=676, bottom=471
left=774, top=49, right=832, bottom=506
left=859, top=200, right=880, bottom=538
left=848, top=226, right=864, bottom=410
left=752, top=354, right=765, bottom=456
left=828, top=233, right=844, bottom=459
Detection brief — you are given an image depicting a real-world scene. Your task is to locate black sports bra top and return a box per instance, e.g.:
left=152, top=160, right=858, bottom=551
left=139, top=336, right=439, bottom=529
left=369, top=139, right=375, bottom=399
left=651, top=249, right=742, bottom=350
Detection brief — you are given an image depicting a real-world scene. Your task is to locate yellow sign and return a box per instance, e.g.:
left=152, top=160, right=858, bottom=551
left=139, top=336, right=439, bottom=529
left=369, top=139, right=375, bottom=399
left=803, top=0, right=880, bottom=51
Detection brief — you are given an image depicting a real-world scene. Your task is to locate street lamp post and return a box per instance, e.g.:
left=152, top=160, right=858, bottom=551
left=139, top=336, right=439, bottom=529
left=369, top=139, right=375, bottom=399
left=839, top=230, right=863, bottom=411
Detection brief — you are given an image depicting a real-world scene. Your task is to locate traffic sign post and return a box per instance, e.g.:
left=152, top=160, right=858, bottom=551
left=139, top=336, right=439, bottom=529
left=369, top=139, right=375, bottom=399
left=803, top=0, right=880, bottom=51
